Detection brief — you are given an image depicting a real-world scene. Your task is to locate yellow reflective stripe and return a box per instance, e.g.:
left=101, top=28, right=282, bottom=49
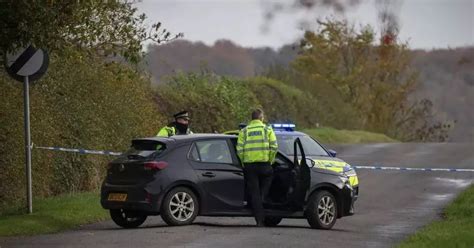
left=244, top=139, right=266, bottom=144
left=263, top=126, right=268, bottom=143
left=243, top=127, right=247, bottom=142
left=246, top=125, right=262, bottom=130
left=241, top=147, right=270, bottom=152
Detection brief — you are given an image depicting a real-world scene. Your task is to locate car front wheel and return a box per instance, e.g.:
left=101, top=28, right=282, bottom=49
left=306, top=190, right=337, bottom=229
left=161, top=187, right=199, bottom=226
left=110, top=209, right=147, bottom=228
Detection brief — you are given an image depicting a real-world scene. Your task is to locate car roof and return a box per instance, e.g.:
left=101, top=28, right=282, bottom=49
left=274, top=130, right=307, bottom=136
left=225, top=129, right=308, bottom=137
left=134, top=131, right=307, bottom=145
left=134, top=133, right=237, bottom=143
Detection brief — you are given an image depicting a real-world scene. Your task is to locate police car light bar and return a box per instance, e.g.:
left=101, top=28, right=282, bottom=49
left=272, top=123, right=296, bottom=130
left=272, top=123, right=295, bottom=128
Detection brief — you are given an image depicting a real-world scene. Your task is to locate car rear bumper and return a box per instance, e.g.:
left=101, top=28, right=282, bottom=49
left=100, top=182, right=163, bottom=214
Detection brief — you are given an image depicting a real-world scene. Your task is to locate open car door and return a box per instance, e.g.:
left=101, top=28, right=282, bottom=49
left=287, top=137, right=311, bottom=210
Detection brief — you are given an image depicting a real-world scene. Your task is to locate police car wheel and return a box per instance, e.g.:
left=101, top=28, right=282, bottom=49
left=161, top=187, right=199, bottom=226
left=263, top=216, right=282, bottom=227
left=110, top=209, right=147, bottom=228
left=306, top=190, right=337, bottom=229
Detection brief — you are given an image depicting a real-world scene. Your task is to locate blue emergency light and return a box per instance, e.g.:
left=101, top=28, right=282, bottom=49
left=271, top=123, right=296, bottom=131
left=237, top=123, right=296, bottom=131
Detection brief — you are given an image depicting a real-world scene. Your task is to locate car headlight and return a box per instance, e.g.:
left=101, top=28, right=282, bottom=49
left=339, top=175, right=353, bottom=189
left=343, top=166, right=357, bottom=177
left=339, top=175, right=349, bottom=184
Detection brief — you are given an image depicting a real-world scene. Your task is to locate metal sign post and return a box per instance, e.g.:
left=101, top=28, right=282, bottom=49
left=23, top=75, right=32, bottom=213
left=4, top=45, right=49, bottom=214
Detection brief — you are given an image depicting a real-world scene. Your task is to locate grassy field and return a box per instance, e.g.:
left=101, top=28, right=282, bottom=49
left=302, top=127, right=397, bottom=144
left=398, top=185, right=474, bottom=248
left=0, top=192, right=108, bottom=237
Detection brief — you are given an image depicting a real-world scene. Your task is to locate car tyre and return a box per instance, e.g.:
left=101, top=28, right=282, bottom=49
left=161, top=187, right=199, bottom=226
left=263, top=216, right=282, bottom=227
left=306, top=190, right=337, bottom=229
left=110, top=209, right=147, bottom=228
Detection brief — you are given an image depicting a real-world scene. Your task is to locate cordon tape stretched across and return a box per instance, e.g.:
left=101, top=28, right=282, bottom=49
left=352, top=165, right=474, bottom=172
left=33, top=145, right=474, bottom=172
left=34, top=145, right=122, bottom=156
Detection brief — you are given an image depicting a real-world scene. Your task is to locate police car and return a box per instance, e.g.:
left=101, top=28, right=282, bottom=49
left=226, top=123, right=359, bottom=194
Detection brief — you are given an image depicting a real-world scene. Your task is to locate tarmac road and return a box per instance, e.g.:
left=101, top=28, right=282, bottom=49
left=1, top=143, right=473, bottom=248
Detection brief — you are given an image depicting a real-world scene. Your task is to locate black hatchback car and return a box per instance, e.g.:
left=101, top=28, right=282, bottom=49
left=101, top=134, right=357, bottom=229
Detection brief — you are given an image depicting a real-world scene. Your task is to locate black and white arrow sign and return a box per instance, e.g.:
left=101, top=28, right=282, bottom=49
left=5, top=45, right=49, bottom=82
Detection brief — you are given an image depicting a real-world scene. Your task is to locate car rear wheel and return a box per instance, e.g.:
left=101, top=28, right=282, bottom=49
left=306, top=190, right=337, bottom=229
left=110, top=209, right=147, bottom=228
left=263, top=216, right=282, bottom=227
left=161, top=187, right=199, bottom=226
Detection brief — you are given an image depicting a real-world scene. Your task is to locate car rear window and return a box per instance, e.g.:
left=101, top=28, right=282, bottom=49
left=124, top=140, right=166, bottom=159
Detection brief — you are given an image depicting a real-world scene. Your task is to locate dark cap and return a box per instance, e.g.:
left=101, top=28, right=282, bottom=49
left=173, top=110, right=190, bottom=120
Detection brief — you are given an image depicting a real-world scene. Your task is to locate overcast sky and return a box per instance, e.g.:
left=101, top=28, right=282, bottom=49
left=136, top=0, right=474, bottom=50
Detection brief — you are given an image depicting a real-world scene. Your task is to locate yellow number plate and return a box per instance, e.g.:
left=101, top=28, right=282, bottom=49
left=108, top=193, right=127, bottom=202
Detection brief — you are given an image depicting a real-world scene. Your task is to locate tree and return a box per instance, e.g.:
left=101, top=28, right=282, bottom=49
left=0, top=0, right=180, bottom=211
left=0, top=0, right=181, bottom=63
left=288, top=19, right=450, bottom=141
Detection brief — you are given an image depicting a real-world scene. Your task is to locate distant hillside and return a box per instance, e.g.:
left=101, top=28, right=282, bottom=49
left=145, top=40, right=474, bottom=142
left=145, top=40, right=297, bottom=81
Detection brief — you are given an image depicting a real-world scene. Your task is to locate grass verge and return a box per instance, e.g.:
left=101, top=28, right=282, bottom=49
left=0, top=191, right=108, bottom=237
left=302, top=127, right=397, bottom=144
left=398, top=184, right=474, bottom=248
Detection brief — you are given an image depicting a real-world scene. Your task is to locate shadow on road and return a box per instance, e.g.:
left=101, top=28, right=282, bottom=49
left=91, top=222, right=352, bottom=232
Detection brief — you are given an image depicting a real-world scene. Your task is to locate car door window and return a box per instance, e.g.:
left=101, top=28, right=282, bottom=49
left=193, top=140, right=233, bottom=164
left=189, top=143, right=201, bottom=161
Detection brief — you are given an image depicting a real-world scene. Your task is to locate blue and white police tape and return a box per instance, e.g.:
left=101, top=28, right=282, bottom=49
left=353, top=165, right=474, bottom=172
left=33, top=145, right=474, bottom=172
left=34, top=145, right=122, bottom=156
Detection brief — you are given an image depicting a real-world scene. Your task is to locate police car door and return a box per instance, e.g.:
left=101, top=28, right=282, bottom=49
left=287, top=137, right=311, bottom=210
left=188, top=138, right=245, bottom=213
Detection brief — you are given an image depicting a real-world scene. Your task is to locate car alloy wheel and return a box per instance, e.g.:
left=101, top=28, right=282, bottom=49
left=306, top=190, right=338, bottom=229
left=169, top=191, right=195, bottom=222
left=161, top=187, right=199, bottom=226
left=318, top=195, right=335, bottom=226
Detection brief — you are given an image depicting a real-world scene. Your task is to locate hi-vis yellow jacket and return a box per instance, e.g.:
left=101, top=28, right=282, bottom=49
left=237, top=120, right=278, bottom=164
left=156, top=124, right=192, bottom=137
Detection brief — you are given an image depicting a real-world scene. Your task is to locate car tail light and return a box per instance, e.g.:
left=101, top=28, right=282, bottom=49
left=145, top=192, right=152, bottom=203
left=144, top=161, right=168, bottom=171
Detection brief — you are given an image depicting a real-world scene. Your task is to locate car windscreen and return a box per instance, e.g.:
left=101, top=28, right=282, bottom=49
left=124, top=140, right=166, bottom=159
left=276, top=134, right=329, bottom=156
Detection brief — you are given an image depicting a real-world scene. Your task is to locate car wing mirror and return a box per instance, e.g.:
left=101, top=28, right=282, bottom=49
left=327, top=149, right=337, bottom=157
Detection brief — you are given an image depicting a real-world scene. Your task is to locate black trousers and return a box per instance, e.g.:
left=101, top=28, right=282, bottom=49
left=243, top=162, right=273, bottom=224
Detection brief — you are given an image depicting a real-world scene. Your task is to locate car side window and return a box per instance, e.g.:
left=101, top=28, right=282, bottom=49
left=189, top=144, right=201, bottom=161
left=193, top=140, right=233, bottom=164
